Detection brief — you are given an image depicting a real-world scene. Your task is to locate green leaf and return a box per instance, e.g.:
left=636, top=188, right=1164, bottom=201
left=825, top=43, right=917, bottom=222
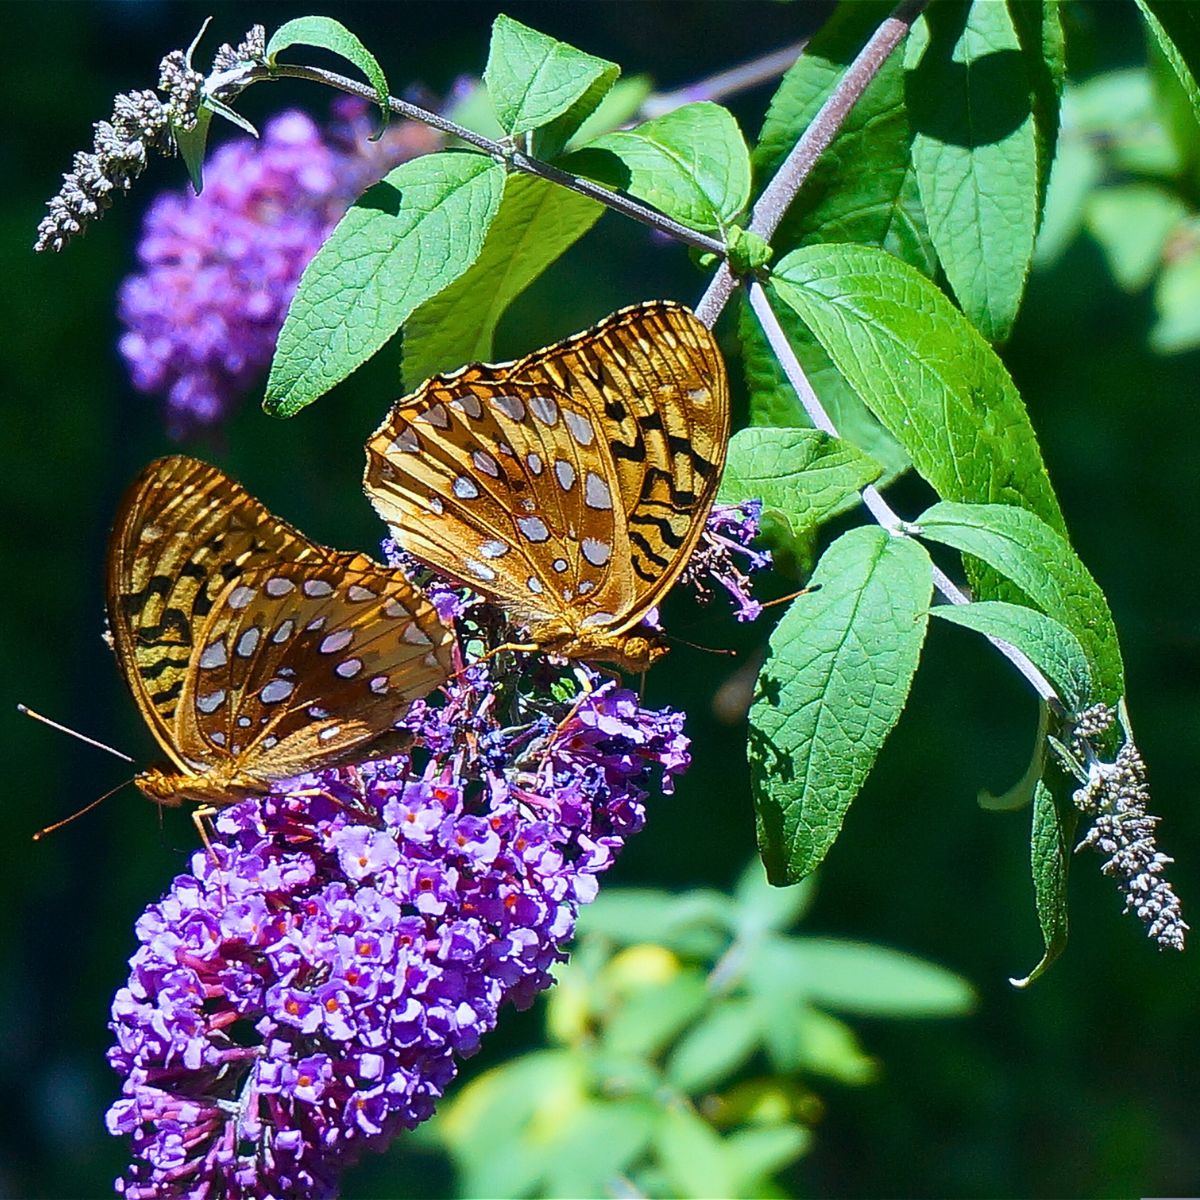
left=1009, top=0, right=1066, bottom=215
left=655, top=1103, right=737, bottom=1200
left=265, top=152, right=504, bottom=417
left=1135, top=0, right=1200, bottom=131
left=906, top=0, right=1039, bottom=341
left=266, top=17, right=390, bottom=136
left=749, top=527, right=932, bottom=883
left=755, top=0, right=935, bottom=273
left=604, top=973, right=710, bottom=1060
left=483, top=14, right=618, bottom=157
left=732, top=856, right=816, bottom=934
left=565, top=74, right=654, bottom=151
left=1033, top=125, right=1102, bottom=267
left=400, top=174, right=602, bottom=387
left=717, top=426, right=883, bottom=533
left=793, top=1007, right=877, bottom=1084
left=1070, top=68, right=1182, bottom=177
left=1011, top=780, right=1075, bottom=987
left=737, top=294, right=910, bottom=484
left=433, top=1050, right=584, bottom=1197
left=930, top=600, right=1092, bottom=712
left=915, top=501, right=1123, bottom=704
left=172, top=106, right=213, bottom=193
left=1084, top=184, right=1186, bottom=292
left=1152, top=236, right=1200, bottom=352
left=665, top=998, right=763, bottom=1094
left=563, top=102, right=751, bottom=234
left=542, top=1100, right=660, bottom=1197
left=577, top=887, right=730, bottom=956
left=978, top=700, right=1050, bottom=812
left=770, top=244, right=1067, bottom=539
left=765, top=937, right=975, bottom=1017
left=725, top=1125, right=811, bottom=1192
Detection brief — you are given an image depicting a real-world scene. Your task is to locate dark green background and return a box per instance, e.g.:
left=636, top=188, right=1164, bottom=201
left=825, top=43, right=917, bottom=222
left=2, top=2, right=1195, bottom=1196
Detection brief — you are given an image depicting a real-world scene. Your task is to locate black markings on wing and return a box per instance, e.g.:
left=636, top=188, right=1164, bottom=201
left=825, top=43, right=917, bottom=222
left=364, top=300, right=729, bottom=646
left=109, top=456, right=343, bottom=765
left=176, top=558, right=454, bottom=779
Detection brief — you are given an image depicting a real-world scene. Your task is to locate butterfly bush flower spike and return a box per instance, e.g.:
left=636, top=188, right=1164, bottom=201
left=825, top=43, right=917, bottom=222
left=34, top=25, right=266, bottom=254
left=118, top=101, right=440, bottom=433
left=107, top=673, right=689, bottom=1196
left=1069, top=704, right=1187, bottom=950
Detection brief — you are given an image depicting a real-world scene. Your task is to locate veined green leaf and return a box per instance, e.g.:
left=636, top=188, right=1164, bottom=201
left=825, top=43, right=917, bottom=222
left=483, top=14, right=618, bottom=157
left=915, top=501, right=1123, bottom=703
left=1011, top=781, right=1075, bottom=987
left=266, top=17, right=390, bottom=135
left=564, top=102, right=751, bottom=234
left=400, top=173, right=602, bottom=387
left=749, top=527, right=932, bottom=882
left=931, top=600, right=1092, bottom=711
left=1009, top=0, right=1066, bottom=216
left=717, top=426, right=882, bottom=533
left=265, top=153, right=503, bottom=417
left=738, top=293, right=910, bottom=483
left=906, top=0, right=1039, bottom=341
left=756, top=0, right=935, bottom=272
left=770, top=244, right=1065, bottom=542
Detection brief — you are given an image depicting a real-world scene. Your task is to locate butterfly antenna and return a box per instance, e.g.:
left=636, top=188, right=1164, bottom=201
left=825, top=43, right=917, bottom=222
left=662, top=634, right=738, bottom=656
left=17, top=704, right=134, bottom=763
left=32, top=776, right=136, bottom=841
left=760, top=585, right=818, bottom=610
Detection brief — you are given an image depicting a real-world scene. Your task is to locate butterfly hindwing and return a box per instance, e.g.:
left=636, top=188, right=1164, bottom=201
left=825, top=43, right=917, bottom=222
left=108, top=456, right=454, bottom=796
left=364, top=301, right=729, bottom=652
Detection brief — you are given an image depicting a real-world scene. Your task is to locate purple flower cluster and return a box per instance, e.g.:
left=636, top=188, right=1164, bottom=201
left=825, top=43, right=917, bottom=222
left=107, top=680, right=689, bottom=1198
left=117, top=101, right=439, bottom=435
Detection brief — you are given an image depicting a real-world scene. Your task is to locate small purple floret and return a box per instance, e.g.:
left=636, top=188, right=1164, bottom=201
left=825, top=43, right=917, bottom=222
left=684, top=500, right=772, bottom=621
left=107, top=683, right=687, bottom=1197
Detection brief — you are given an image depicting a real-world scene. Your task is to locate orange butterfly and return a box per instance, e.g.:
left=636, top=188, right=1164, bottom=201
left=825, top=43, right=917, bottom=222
left=108, top=456, right=455, bottom=809
left=363, top=301, right=729, bottom=671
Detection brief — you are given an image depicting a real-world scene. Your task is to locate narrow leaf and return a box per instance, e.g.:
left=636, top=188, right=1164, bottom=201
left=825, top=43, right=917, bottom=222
left=266, top=17, right=390, bottom=135
left=906, top=0, right=1039, bottom=341
left=665, top=999, right=762, bottom=1094
left=173, top=106, right=213, bottom=193
left=930, top=600, right=1092, bottom=711
left=1011, top=781, right=1074, bottom=987
left=1009, top=0, right=1066, bottom=215
left=916, top=501, right=1123, bottom=704
left=749, top=527, right=932, bottom=883
left=1135, top=0, right=1200, bottom=126
left=717, top=427, right=882, bottom=533
left=401, top=174, right=602, bottom=387
left=763, top=937, right=975, bottom=1016
left=265, top=153, right=504, bottom=417
left=725, top=1125, right=811, bottom=1192
left=483, top=14, right=618, bottom=156
left=770, top=244, right=1066, bottom=538
left=755, top=0, right=935, bottom=272
left=564, top=102, right=751, bottom=234
left=656, top=1104, right=737, bottom=1200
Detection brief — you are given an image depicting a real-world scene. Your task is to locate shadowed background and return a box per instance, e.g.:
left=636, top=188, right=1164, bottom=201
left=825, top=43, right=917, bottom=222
left=2, top=2, right=1196, bottom=1196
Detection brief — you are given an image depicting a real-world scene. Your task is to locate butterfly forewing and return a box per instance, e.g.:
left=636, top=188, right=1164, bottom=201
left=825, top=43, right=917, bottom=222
left=364, top=301, right=729, bottom=656
left=108, top=456, right=454, bottom=798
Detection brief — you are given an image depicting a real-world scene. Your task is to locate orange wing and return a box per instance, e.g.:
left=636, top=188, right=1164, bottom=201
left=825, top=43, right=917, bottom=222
left=364, top=301, right=728, bottom=661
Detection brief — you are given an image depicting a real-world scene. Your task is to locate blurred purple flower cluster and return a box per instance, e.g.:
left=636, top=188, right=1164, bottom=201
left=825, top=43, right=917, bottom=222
left=107, top=674, right=689, bottom=1198
left=117, top=101, right=439, bottom=435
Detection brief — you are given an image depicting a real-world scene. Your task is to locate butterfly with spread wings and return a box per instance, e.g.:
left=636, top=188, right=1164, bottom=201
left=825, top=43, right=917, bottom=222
left=363, top=300, right=729, bottom=672
left=108, top=456, right=456, bottom=808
